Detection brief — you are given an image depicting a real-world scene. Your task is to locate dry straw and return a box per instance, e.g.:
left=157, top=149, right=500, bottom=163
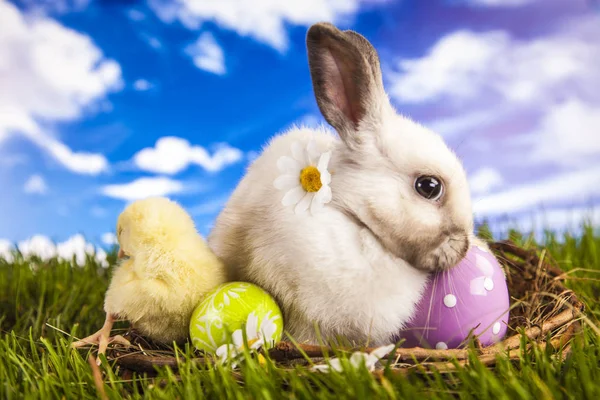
left=107, top=240, right=585, bottom=376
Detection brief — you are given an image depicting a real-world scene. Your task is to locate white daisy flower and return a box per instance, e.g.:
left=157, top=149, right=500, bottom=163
left=215, top=312, right=280, bottom=367
left=215, top=343, right=239, bottom=366
left=274, top=140, right=332, bottom=215
left=311, top=344, right=396, bottom=373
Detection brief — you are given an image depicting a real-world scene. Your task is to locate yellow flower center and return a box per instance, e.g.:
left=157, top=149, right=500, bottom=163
left=300, top=166, right=322, bottom=193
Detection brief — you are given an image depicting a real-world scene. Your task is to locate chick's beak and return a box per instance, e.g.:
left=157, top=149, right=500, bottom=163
left=118, top=248, right=126, bottom=259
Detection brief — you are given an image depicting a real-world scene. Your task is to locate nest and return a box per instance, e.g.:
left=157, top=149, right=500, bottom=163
left=107, top=240, right=585, bottom=376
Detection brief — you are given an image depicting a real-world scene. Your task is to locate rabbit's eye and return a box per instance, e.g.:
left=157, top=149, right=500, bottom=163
left=415, top=176, right=444, bottom=201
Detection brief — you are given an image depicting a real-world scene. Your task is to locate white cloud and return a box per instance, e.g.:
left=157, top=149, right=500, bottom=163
left=529, top=99, right=600, bottom=166
left=95, top=248, right=108, bottom=267
left=185, top=32, right=226, bottom=75
left=16, top=234, right=108, bottom=266
left=424, top=108, right=505, bottom=139
left=133, top=78, right=154, bottom=91
left=389, top=25, right=599, bottom=106
left=17, top=235, right=58, bottom=261
left=19, top=0, right=91, bottom=15
left=482, top=205, right=600, bottom=240
left=530, top=206, right=600, bottom=232
left=389, top=30, right=505, bottom=103
left=101, top=232, right=118, bottom=246
left=148, top=0, right=383, bottom=52
left=23, top=174, right=48, bottom=195
left=26, top=123, right=109, bottom=174
left=473, top=165, right=600, bottom=216
left=0, top=0, right=120, bottom=175
left=56, top=234, right=96, bottom=265
left=101, top=177, right=185, bottom=201
left=133, top=136, right=244, bottom=174
left=145, top=35, right=162, bottom=50
left=127, top=9, right=146, bottom=21
left=469, top=167, right=504, bottom=196
left=0, top=239, right=14, bottom=262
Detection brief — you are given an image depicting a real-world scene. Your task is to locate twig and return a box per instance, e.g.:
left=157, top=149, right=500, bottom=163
left=489, top=307, right=581, bottom=351
left=271, top=305, right=580, bottom=362
left=490, top=241, right=566, bottom=278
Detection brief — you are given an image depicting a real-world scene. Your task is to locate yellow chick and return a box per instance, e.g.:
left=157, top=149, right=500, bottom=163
left=72, top=197, right=226, bottom=360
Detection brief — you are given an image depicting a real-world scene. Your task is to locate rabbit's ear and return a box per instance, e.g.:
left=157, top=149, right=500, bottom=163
left=307, top=23, right=388, bottom=145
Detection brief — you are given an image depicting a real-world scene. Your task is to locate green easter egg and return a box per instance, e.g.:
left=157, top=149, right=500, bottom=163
left=189, top=282, right=284, bottom=353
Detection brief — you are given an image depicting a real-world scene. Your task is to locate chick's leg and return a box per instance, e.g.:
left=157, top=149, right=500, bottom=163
left=72, top=314, right=130, bottom=357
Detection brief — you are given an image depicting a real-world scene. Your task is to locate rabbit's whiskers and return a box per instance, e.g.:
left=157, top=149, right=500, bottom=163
left=424, top=273, right=439, bottom=335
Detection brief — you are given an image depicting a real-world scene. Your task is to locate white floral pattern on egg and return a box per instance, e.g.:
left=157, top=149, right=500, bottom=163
left=189, top=282, right=284, bottom=354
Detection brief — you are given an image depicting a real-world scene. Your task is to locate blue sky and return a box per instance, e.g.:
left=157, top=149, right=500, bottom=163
left=0, top=0, right=599, bottom=255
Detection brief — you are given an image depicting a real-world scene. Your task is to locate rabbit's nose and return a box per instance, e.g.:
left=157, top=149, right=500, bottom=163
left=431, top=231, right=470, bottom=271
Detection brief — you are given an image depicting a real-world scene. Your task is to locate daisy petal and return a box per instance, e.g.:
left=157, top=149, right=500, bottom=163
left=370, top=344, right=395, bottom=359
left=216, top=344, right=237, bottom=364
left=249, top=338, right=264, bottom=350
left=246, top=313, right=259, bottom=340
left=277, top=156, right=301, bottom=174
left=231, top=329, right=244, bottom=348
left=307, top=140, right=321, bottom=164
left=329, top=358, right=343, bottom=373
left=350, top=352, right=369, bottom=368
left=282, top=186, right=306, bottom=207
left=320, top=170, right=331, bottom=186
left=317, top=151, right=331, bottom=172
left=259, top=317, right=278, bottom=341
left=274, top=175, right=299, bottom=190
left=291, top=142, right=306, bottom=164
left=315, top=185, right=332, bottom=204
left=295, top=192, right=313, bottom=214
left=310, top=186, right=332, bottom=215
left=311, top=364, right=331, bottom=372
left=215, top=344, right=228, bottom=358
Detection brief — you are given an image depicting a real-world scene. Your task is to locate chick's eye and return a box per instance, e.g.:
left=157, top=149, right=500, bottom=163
left=415, top=176, right=444, bottom=201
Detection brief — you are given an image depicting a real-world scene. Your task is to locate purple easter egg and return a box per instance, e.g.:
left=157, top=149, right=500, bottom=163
left=400, top=246, right=510, bottom=349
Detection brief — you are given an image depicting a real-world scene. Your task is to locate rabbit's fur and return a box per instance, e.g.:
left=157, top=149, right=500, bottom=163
left=209, top=23, right=475, bottom=346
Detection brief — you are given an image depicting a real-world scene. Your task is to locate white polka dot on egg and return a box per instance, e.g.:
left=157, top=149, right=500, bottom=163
left=436, top=342, right=448, bottom=350
left=493, top=322, right=501, bottom=335
left=484, top=277, right=494, bottom=291
left=443, top=294, right=457, bottom=308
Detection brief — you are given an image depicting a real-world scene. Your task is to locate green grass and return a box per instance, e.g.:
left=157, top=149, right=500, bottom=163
left=1, top=227, right=599, bottom=399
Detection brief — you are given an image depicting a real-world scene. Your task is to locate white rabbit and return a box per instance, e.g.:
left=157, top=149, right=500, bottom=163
left=208, top=22, right=476, bottom=346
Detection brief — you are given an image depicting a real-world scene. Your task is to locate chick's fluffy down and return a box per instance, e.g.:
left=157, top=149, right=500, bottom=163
left=104, top=198, right=226, bottom=344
